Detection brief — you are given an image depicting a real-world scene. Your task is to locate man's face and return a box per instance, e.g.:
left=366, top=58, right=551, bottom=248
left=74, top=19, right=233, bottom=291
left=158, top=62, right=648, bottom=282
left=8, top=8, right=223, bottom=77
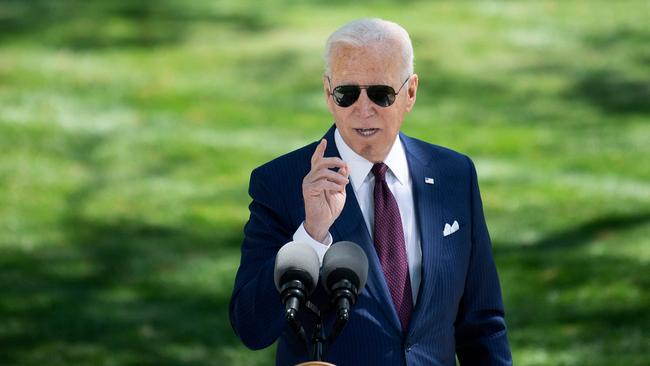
left=324, top=43, right=418, bottom=163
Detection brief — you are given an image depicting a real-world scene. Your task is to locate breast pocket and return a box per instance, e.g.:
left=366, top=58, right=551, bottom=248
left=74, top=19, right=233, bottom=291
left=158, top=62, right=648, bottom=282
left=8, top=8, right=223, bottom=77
left=440, top=219, right=471, bottom=261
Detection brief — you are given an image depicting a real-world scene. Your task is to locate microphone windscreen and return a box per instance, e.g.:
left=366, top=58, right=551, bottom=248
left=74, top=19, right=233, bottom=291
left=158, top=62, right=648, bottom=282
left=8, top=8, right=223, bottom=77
left=274, top=241, right=320, bottom=292
left=322, top=241, right=369, bottom=291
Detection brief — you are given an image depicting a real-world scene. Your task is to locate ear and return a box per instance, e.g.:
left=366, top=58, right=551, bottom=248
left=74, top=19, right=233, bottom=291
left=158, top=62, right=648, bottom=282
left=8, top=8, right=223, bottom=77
left=323, top=75, right=336, bottom=114
left=404, top=74, right=418, bottom=112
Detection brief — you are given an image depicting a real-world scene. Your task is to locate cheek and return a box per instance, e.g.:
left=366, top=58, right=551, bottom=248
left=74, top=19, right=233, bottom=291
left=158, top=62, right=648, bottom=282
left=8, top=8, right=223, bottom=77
left=382, top=111, right=402, bottom=130
left=334, top=107, right=350, bottom=124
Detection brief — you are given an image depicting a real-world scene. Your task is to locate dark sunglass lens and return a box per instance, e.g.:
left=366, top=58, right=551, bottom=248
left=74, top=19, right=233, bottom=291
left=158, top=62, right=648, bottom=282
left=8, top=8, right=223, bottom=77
left=367, top=85, right=396, bottom=107
left=333, top=85, right=360, bottom=107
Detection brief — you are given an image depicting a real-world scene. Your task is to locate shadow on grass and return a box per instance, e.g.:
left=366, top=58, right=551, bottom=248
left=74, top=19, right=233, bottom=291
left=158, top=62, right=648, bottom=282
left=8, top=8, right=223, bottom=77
left=558, top=25, right=650, bottom=117
left=495, top=212, right=650, bottom=364
left=0, top=216, right=245, bottom=365
left=498, top=212, right=650, bottom=253
left=0, top=0, right=274, bottom=49
left=584, top=26, right=650, bottom=52
left=567, top=69, right=650, bottom=116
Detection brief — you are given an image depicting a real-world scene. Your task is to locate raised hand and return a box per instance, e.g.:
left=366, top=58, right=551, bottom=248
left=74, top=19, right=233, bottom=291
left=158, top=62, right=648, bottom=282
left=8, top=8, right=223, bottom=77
left=302, top=139, right=349, bottom=243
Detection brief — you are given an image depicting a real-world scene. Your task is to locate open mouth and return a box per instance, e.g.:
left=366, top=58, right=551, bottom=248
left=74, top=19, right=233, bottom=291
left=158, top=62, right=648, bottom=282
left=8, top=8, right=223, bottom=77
left=354, top=128, right=379, bottom=137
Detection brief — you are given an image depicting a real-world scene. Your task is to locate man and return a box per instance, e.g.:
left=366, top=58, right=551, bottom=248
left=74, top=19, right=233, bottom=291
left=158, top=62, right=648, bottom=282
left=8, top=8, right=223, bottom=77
left=230, top=18, right=512, bottom=365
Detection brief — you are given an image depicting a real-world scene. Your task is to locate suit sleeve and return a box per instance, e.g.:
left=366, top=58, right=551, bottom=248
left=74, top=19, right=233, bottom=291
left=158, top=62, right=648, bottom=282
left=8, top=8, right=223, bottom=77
left=455, top=157, right=513, bottom=365
left=229, top=167, right=293, bottom=350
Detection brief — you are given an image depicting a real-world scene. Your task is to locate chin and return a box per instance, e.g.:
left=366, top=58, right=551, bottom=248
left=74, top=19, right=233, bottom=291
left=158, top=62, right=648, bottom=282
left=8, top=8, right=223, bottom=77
left=357, top=144, right=381, bottom=162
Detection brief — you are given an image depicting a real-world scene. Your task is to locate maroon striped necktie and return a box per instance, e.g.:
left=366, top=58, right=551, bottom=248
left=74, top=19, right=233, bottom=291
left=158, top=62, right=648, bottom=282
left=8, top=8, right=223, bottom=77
left=372, top=162, right=412, bottom=331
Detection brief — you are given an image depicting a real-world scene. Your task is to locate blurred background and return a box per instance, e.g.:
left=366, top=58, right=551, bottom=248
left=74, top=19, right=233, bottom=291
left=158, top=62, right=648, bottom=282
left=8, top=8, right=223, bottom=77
left=1, top=0, right=649, bottom=365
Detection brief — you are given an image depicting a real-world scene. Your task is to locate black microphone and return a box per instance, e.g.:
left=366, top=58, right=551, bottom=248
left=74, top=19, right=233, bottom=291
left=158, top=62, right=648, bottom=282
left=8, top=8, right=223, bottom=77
left=321, top=241, right=368, bottom=344
left=274, top=241, right=320, bottom=347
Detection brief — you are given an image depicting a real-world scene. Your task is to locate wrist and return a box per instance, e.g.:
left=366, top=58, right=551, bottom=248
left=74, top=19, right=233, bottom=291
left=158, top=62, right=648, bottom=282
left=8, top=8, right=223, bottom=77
left=304, top=220, right=328, bottom=243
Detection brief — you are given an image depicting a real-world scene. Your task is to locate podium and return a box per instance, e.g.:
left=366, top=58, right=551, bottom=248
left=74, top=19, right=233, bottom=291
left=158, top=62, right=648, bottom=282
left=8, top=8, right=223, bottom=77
left=295, top=362, right=336, bottom=366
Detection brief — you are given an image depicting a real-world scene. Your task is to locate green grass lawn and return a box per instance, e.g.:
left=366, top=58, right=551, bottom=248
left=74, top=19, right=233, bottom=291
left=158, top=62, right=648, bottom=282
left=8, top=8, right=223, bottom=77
left=1, top=1, right=649, bottom=365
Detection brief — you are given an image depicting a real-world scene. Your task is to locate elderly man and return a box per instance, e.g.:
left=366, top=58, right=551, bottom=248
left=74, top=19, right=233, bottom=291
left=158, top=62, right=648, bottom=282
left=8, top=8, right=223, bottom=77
left=230, top=18, right=512, bottom=365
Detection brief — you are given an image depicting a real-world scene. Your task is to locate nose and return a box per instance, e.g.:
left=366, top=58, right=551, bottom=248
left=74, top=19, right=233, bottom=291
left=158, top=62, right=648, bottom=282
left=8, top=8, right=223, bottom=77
left=355, top=89, right=376, bottom=118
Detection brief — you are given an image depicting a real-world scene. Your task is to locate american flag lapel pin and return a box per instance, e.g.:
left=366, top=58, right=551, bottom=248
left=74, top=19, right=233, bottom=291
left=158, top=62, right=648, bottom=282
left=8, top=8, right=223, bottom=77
left=425, top=177, right=434, bottom=185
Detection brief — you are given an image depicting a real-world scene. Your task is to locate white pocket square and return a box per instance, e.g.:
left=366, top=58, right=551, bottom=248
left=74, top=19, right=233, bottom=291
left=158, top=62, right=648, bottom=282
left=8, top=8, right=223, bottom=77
left=443, top=220, right=459, bottom=237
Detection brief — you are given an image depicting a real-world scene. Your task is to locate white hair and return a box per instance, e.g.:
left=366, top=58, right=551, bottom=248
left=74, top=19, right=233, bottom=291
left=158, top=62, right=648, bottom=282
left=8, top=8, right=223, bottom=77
left=324, top=18, right=414, bottom=80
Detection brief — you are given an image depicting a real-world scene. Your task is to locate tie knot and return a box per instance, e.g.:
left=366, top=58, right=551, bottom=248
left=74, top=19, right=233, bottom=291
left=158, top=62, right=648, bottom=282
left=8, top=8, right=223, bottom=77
left=372, top=162, right=389, bottom=181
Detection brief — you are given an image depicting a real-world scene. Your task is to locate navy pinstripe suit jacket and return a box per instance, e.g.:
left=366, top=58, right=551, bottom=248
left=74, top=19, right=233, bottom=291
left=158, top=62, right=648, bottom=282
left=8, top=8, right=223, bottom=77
left=230, top=126, right=512, bottom=365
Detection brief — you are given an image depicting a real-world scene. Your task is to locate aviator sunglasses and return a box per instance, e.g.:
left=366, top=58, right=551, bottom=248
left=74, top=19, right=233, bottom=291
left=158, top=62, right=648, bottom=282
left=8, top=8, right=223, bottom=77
left=328, top=76, right=410, bottom=108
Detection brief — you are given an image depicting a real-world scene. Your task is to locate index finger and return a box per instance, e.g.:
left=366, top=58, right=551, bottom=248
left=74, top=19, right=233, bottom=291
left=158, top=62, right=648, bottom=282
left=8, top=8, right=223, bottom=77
left=310, top=139, right=327, bottom=167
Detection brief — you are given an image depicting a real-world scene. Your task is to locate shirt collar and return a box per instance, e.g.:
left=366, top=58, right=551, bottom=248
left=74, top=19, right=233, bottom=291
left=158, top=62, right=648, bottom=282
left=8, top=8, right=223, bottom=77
left=334, top=127, right=409, bottom=193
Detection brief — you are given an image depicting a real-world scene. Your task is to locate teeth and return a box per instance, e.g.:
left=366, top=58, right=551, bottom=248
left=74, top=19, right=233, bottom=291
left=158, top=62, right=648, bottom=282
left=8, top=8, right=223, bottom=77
left=355, top=128, right=378, bottom=136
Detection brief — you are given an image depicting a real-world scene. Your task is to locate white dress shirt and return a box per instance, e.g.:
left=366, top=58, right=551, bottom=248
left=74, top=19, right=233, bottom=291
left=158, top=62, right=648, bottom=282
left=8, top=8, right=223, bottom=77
left=293, top=128, right=422, bottom=303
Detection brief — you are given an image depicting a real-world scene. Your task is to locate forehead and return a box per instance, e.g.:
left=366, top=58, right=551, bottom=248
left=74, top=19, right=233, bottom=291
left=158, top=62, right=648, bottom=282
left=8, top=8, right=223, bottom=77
left=329, top=42, right=403, bottom=84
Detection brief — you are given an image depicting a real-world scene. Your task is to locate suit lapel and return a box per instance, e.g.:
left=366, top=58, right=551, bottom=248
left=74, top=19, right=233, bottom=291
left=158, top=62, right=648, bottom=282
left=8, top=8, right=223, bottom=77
left=401, top=133, right=446, bottom=337
left=322, top=126, right=402, bottom=333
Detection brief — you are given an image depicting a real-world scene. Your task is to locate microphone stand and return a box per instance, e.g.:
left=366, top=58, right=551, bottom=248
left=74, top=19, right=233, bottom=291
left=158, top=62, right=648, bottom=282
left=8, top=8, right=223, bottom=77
left=303, top=279, right=358, bottom=361
left=304, top=300, right=325, bottom=361
left=295, top=301, right=337, bottom=366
